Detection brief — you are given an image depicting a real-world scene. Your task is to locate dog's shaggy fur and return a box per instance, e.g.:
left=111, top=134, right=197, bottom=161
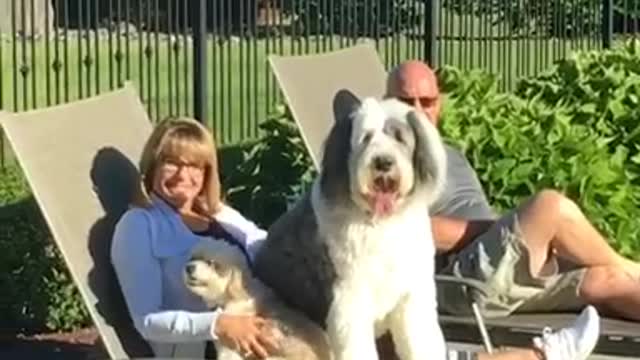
left=184, top=240, right=332, bottom=360
left=253, top=90, right=448, bottom=360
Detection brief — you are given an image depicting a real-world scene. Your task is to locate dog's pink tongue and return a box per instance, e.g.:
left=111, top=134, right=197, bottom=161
left=373, top=192, right=394, bottom=216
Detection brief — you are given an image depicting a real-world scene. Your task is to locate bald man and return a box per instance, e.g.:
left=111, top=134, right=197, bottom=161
left=375, top=59, right=640, bottom=358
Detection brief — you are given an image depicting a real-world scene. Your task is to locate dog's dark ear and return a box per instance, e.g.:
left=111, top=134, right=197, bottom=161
left=407, top=111, right=446, bottom=194
left=332, top=89, right=361, bottom=123
left=320, top=90, right=359, bottom=201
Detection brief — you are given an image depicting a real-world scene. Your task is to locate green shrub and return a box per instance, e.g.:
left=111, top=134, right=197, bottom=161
left=439, top=63, right=640, bottom=259
left=513, top=40, right=640, bottom=257
left=223, top=105, right=317, bottom=228
left=0, top=166, right=90, bottom=333
left=516, top=40, right=640, bottom=151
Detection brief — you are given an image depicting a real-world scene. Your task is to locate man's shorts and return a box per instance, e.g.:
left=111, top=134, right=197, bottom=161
left=437, top=211, right=587, bottom=317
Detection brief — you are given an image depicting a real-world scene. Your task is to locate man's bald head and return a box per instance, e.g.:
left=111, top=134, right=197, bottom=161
left=386, top=60, right=442, bottom=124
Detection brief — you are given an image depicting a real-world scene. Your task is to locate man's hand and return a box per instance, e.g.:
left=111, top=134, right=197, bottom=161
left=213, top=313, right=280, bottom=358
left=431, top=216, right=495, bottom=253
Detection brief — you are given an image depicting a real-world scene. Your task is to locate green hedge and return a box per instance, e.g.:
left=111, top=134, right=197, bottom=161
left=3, top=40, right=640, bottom=332
left=437, top=40, right=640, bottom=259
left=223, top=105, right=317, bottom=228
left=0, top=166, right=90, bottom=332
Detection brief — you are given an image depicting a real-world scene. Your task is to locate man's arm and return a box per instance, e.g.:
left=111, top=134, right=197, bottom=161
left=431, top=215, right=495, bottom=253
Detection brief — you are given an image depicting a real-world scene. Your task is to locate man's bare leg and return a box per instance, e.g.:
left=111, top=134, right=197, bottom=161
left=378, top=337, right=540, bottom=360
left=514, top=190, right=640, bottom=320
left=515, top=190, right=639, bottom=278
left=477, top=350, right=539, bottom=360
left=580, top=265, right=640, bottom=321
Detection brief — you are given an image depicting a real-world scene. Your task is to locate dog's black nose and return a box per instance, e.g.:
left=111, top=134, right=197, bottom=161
left=185, top=263, right=196, bottom=275
left=373, top=155, right=394, bottom=172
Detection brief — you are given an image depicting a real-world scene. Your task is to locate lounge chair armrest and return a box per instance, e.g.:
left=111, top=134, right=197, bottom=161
left=435, top=274, right=489, bottom=298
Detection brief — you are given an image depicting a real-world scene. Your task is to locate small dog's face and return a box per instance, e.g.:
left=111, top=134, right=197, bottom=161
left=184, top=255, right=232, bottom=307
left=183, top=240, right=248, bottom=307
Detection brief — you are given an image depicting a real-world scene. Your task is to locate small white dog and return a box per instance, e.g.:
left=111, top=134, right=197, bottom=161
left=254, top=90, right=448, bottom=360
left=184, top=240, right=332, bottom=360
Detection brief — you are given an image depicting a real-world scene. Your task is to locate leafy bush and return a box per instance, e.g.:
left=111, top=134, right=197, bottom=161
left=439, top=63, right=640, bottom=259
left=0, top=166, right=90, bottom=333
left=516, top=40, right=640, bottom=149
left=223, top=105, right=317, bottom=228
left=509, top=40, right=640, bottom=257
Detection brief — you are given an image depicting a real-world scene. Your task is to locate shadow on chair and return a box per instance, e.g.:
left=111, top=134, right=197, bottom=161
left=0, top=83, right=154, bottom=359
left=88, top=147, right=152, bottom=357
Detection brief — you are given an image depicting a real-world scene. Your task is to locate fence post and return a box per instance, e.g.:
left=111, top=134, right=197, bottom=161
left=425, top=0, right=439, bottom=67
left=192, top=0, right=207, bottom=123
left=602, top=0, right=613, bottom=48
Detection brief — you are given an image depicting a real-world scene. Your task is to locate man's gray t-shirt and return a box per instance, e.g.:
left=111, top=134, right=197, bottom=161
left=431, top=144, right=497, bottom=272
left=430, top=144, right=496, bottom=221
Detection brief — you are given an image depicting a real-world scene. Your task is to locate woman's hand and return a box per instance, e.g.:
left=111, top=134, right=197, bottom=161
left=213, top=313, right=280, bottom=358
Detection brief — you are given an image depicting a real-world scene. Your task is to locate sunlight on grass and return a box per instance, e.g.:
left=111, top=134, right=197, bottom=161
left=1, top=31, right=597, bottom=153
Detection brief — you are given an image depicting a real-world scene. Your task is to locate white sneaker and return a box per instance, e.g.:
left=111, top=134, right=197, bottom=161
left=532, top=305, right=600, bottom=360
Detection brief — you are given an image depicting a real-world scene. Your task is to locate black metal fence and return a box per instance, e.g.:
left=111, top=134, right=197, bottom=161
left=1, top=0, right=639, bottom=168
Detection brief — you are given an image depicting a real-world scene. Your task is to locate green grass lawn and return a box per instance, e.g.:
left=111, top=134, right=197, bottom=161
left=0, top=35, right=426, bottom=144
left=0, top=35, right=594, bottom=126
left=0, top=30, right=600, bottom=169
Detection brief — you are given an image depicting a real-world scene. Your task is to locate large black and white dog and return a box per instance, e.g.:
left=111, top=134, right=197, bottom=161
left=254, top=90, right=448, bottom=360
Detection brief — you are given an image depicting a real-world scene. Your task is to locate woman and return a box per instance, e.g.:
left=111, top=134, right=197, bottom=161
left=111, top=116, right=278, bottom=359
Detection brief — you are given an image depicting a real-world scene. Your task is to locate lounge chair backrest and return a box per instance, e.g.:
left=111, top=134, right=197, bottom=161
left=269, top=42, right=388, bottom=169
left=0, top=83, right=153, bottom=359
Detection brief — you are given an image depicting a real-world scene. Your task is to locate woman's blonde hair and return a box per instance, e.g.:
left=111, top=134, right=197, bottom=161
left=133, top=116, right=222, bottom=216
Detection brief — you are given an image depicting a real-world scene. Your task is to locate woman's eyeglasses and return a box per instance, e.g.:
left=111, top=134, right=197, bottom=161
left=159, top=158, right=205, bottom=174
